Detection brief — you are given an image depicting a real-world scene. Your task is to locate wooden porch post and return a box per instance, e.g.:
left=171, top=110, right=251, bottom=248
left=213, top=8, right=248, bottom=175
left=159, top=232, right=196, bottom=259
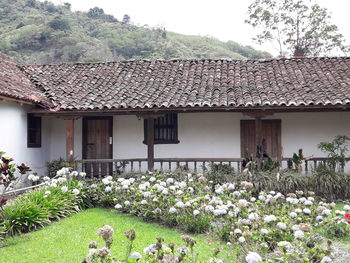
left=255, top=117, right=262, bottom=157
left=64, top=117, right=76, bottom=162
left=146, top=118, right=155, bottom=171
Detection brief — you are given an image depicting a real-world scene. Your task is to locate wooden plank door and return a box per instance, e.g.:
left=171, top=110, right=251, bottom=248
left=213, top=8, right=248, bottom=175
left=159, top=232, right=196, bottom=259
left=83, top=117, right=113, bottom=177
left=240, top=119, right=281, bottom=160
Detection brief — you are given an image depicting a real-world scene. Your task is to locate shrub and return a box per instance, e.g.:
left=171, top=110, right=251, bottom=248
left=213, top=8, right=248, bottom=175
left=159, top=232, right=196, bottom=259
left=0, top=171, right=85, bottom=237
left=46, top=157, right=73, bottom=178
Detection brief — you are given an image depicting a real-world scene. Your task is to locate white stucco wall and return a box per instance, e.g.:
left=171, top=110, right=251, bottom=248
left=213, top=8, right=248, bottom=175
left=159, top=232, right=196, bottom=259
left=0, top=100, right=50, bottom=175
left=3, top=99, right=348, bottom=175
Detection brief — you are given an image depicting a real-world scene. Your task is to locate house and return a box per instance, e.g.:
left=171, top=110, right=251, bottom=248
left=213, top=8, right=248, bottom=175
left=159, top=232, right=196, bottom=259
left=0, top=52, right=350, bottom=176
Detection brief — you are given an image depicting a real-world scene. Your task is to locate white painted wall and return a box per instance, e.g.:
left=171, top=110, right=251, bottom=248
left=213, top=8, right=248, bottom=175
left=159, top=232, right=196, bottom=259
left=2, top=100, right=349, bottom=175
left=0, top=100, right=50, bottom=175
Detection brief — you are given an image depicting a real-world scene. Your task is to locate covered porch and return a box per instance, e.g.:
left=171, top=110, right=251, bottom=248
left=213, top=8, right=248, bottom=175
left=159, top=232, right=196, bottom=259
left=31, top=109, right=350, bottom=177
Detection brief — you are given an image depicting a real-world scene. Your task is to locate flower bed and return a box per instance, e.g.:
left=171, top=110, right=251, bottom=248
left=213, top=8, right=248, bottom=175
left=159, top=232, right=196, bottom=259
left=1, top=168, right=350, bottom=262
left=84, top=172, right=350, bottom=262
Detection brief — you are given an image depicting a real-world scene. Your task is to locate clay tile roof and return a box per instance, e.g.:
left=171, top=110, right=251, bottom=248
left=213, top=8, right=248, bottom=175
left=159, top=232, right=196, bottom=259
left=20, top=57, right=350, bottom=111
left=0, top=53, right=51, bottom=107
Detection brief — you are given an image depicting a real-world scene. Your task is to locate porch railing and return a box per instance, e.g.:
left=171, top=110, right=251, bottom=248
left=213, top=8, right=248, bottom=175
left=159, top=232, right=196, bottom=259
left=75, top=158, right=245, bottom=178
left=75, top=157, right=350, bottom=178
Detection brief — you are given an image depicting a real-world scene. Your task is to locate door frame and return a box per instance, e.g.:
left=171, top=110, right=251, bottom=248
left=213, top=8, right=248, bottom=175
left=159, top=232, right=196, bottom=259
left=82, top=116, right=113, bottom=160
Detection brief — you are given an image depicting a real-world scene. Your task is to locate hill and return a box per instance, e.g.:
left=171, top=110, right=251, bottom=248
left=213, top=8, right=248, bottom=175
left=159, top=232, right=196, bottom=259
left=0, top=0, right=271, bottom=63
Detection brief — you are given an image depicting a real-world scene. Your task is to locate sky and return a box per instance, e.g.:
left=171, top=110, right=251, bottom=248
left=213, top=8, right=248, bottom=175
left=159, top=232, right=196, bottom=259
left=50, top=0, right=350, bottom=56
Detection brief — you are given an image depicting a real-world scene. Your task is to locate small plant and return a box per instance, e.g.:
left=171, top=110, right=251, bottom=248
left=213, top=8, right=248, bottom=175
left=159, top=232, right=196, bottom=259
left=46, top=157, right=74, bottom=178
left=318, top=135, right=350, bottom=171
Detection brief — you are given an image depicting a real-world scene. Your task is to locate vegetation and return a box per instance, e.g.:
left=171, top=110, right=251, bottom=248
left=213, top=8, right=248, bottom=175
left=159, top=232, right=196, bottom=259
left=0, top=0, right=270, bottom=63
left=0, top=167, right=349, bottom=262
left=246, top=0, right=349, bottom=56
left=0, top=209, right=231, bottom=263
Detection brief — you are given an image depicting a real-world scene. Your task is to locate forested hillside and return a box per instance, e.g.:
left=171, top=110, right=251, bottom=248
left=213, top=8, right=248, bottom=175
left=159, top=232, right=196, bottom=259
left=0, top=0, right=271, bottom=63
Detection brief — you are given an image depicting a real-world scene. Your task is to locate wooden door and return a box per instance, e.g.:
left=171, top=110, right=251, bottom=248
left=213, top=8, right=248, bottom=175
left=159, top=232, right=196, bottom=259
left=83, top=117, right=113, bottom=177
left=240, top=119, right=281, bottom=160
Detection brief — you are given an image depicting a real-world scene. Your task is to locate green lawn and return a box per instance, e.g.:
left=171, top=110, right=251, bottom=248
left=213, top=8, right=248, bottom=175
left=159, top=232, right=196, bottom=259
left=0, top=208, right=234, bottom=263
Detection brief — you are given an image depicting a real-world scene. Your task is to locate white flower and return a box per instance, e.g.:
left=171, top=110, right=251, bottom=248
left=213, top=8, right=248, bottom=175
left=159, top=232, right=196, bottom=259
left=143, top=192, right=151, bottom=198
left=70, top=171, right=78, bottom=177
left=58, top=177, right=67, bottom=183
left=277, top=222, right=287, bottom=230
left=115, top=204, right=122, bottom=209
left=304, top=200, right=313, bottom=206
left=166, top=178, right=174, bottom=184
left=227, top=183, right=235, bottom=191
left=43, top=176, right=50, bottom=181
left=215, top=188, right=224, bottom=195
left=102, top=178, right=111, bottom=185
left=250, top=197, right=256, bottom=202
left=179, top=181, right=187, bottom=188
left=261, top=228, right=269, bottom=234
left=264, top=215, right=277, bottom=223
left=149, top=177, right=156, bottom=182
left=176, top=201, right=185, bottom=208
left=213, top=209, right=227, bottom=216
left=45, top=190, right=51, bottom=195
left=238, top=236, right=245, bottom=243
left=130, top=252, right=142, bottom=260
left=245, top=252, right=262, bottom=263
left=90, top=184, right=97, bottom=189
left=343, top=205, right=350, bottom=211
left=160, top=182, right=167, bottom=187
left=316, top=215, right=323, bottom=221
left=234, top=229, right=242, bottom=235
left=140, top=200, right=148, bottom=205
left=139, top=184, right=147, bottom=191
left=294, top=230, right=304, bottom=239
left=303, top=208, right=311, bottom=215
left=193, top=209, right=200, bottom=216
left=187, top=187, right=194, bottom=193
left=72, top=188, right=80, bottom=195
left=176, top=190, right=184, bottom=195
left=105, top=186, right=112, bottom=192
left=169, top=207, right=177, bottom=214
left=124, top=201, right=130, bottom=206
left=227, top=242, right=232, bottom=246
left=289, top=212, right=297, bottom=218
left=61, top=186, right=68, bottom=193
left=322, top=209, right=331, bottom=216
left=248, top=213, right=259, bottom=221
left=238, top=199, right=249, bottom=207
left=205, top=205, right=214, bottom=212
left=277, top=241, right=291, bottom=247
left=320, top=256, right=333, bottom=263
left=79, top=172, right=86, bottom=177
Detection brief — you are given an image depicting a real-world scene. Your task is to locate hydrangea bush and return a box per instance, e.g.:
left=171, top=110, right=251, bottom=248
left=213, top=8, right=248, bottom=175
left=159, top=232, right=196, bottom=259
left=83, top=225, right=223, bottom=263
left=84, top=172, right=350, bottom=262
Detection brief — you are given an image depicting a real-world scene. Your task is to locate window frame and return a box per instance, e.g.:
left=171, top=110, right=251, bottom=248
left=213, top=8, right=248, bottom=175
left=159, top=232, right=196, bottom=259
left=27, top=115, right=42, bottom=148
left=143, top=113, right=180, bottom=145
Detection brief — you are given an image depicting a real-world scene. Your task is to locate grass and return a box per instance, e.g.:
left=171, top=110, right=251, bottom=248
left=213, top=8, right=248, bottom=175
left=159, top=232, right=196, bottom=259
left=0, top=208, right=235, bottom=263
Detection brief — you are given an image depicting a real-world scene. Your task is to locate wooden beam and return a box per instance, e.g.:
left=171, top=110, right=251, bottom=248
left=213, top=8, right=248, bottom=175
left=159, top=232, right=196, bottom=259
left=0, top=95, right=35, bottom=105
left=27, top=105, right=350, bottom=116
left=146, top=118, right=155, bottom=171
left=65, top=118, right=75, bottom=162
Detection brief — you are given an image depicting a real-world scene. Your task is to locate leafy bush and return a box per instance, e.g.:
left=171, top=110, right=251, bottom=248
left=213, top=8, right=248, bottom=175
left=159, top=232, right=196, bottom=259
left=318, top=135, right=350, bottom=171
left=46, top=157, right=73, bottom=178
left=0, top=171, right=85, bottom=237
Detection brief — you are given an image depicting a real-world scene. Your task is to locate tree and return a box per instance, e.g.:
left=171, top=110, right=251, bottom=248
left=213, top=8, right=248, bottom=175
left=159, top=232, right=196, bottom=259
left=48, top=17, right=71, bottom=31
left=246, top=0, right=349, bottom=57
left=122, top=14, right=131, bottom=24
left=87, top=7, right=105, bottom=19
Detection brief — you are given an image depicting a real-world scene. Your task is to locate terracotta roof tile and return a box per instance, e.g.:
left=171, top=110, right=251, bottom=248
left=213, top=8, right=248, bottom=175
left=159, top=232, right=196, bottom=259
left=0, top=53, right=51, bottom=107
left=17, top=57, right=350, bottom=111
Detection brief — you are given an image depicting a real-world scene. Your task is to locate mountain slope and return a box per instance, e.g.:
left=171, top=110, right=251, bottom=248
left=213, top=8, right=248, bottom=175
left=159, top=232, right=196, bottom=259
left=0, top=0, right=271, bottom=63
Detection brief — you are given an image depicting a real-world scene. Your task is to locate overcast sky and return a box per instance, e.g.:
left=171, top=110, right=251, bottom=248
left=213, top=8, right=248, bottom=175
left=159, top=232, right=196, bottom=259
left=50, top=0, right=350, bottom=56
